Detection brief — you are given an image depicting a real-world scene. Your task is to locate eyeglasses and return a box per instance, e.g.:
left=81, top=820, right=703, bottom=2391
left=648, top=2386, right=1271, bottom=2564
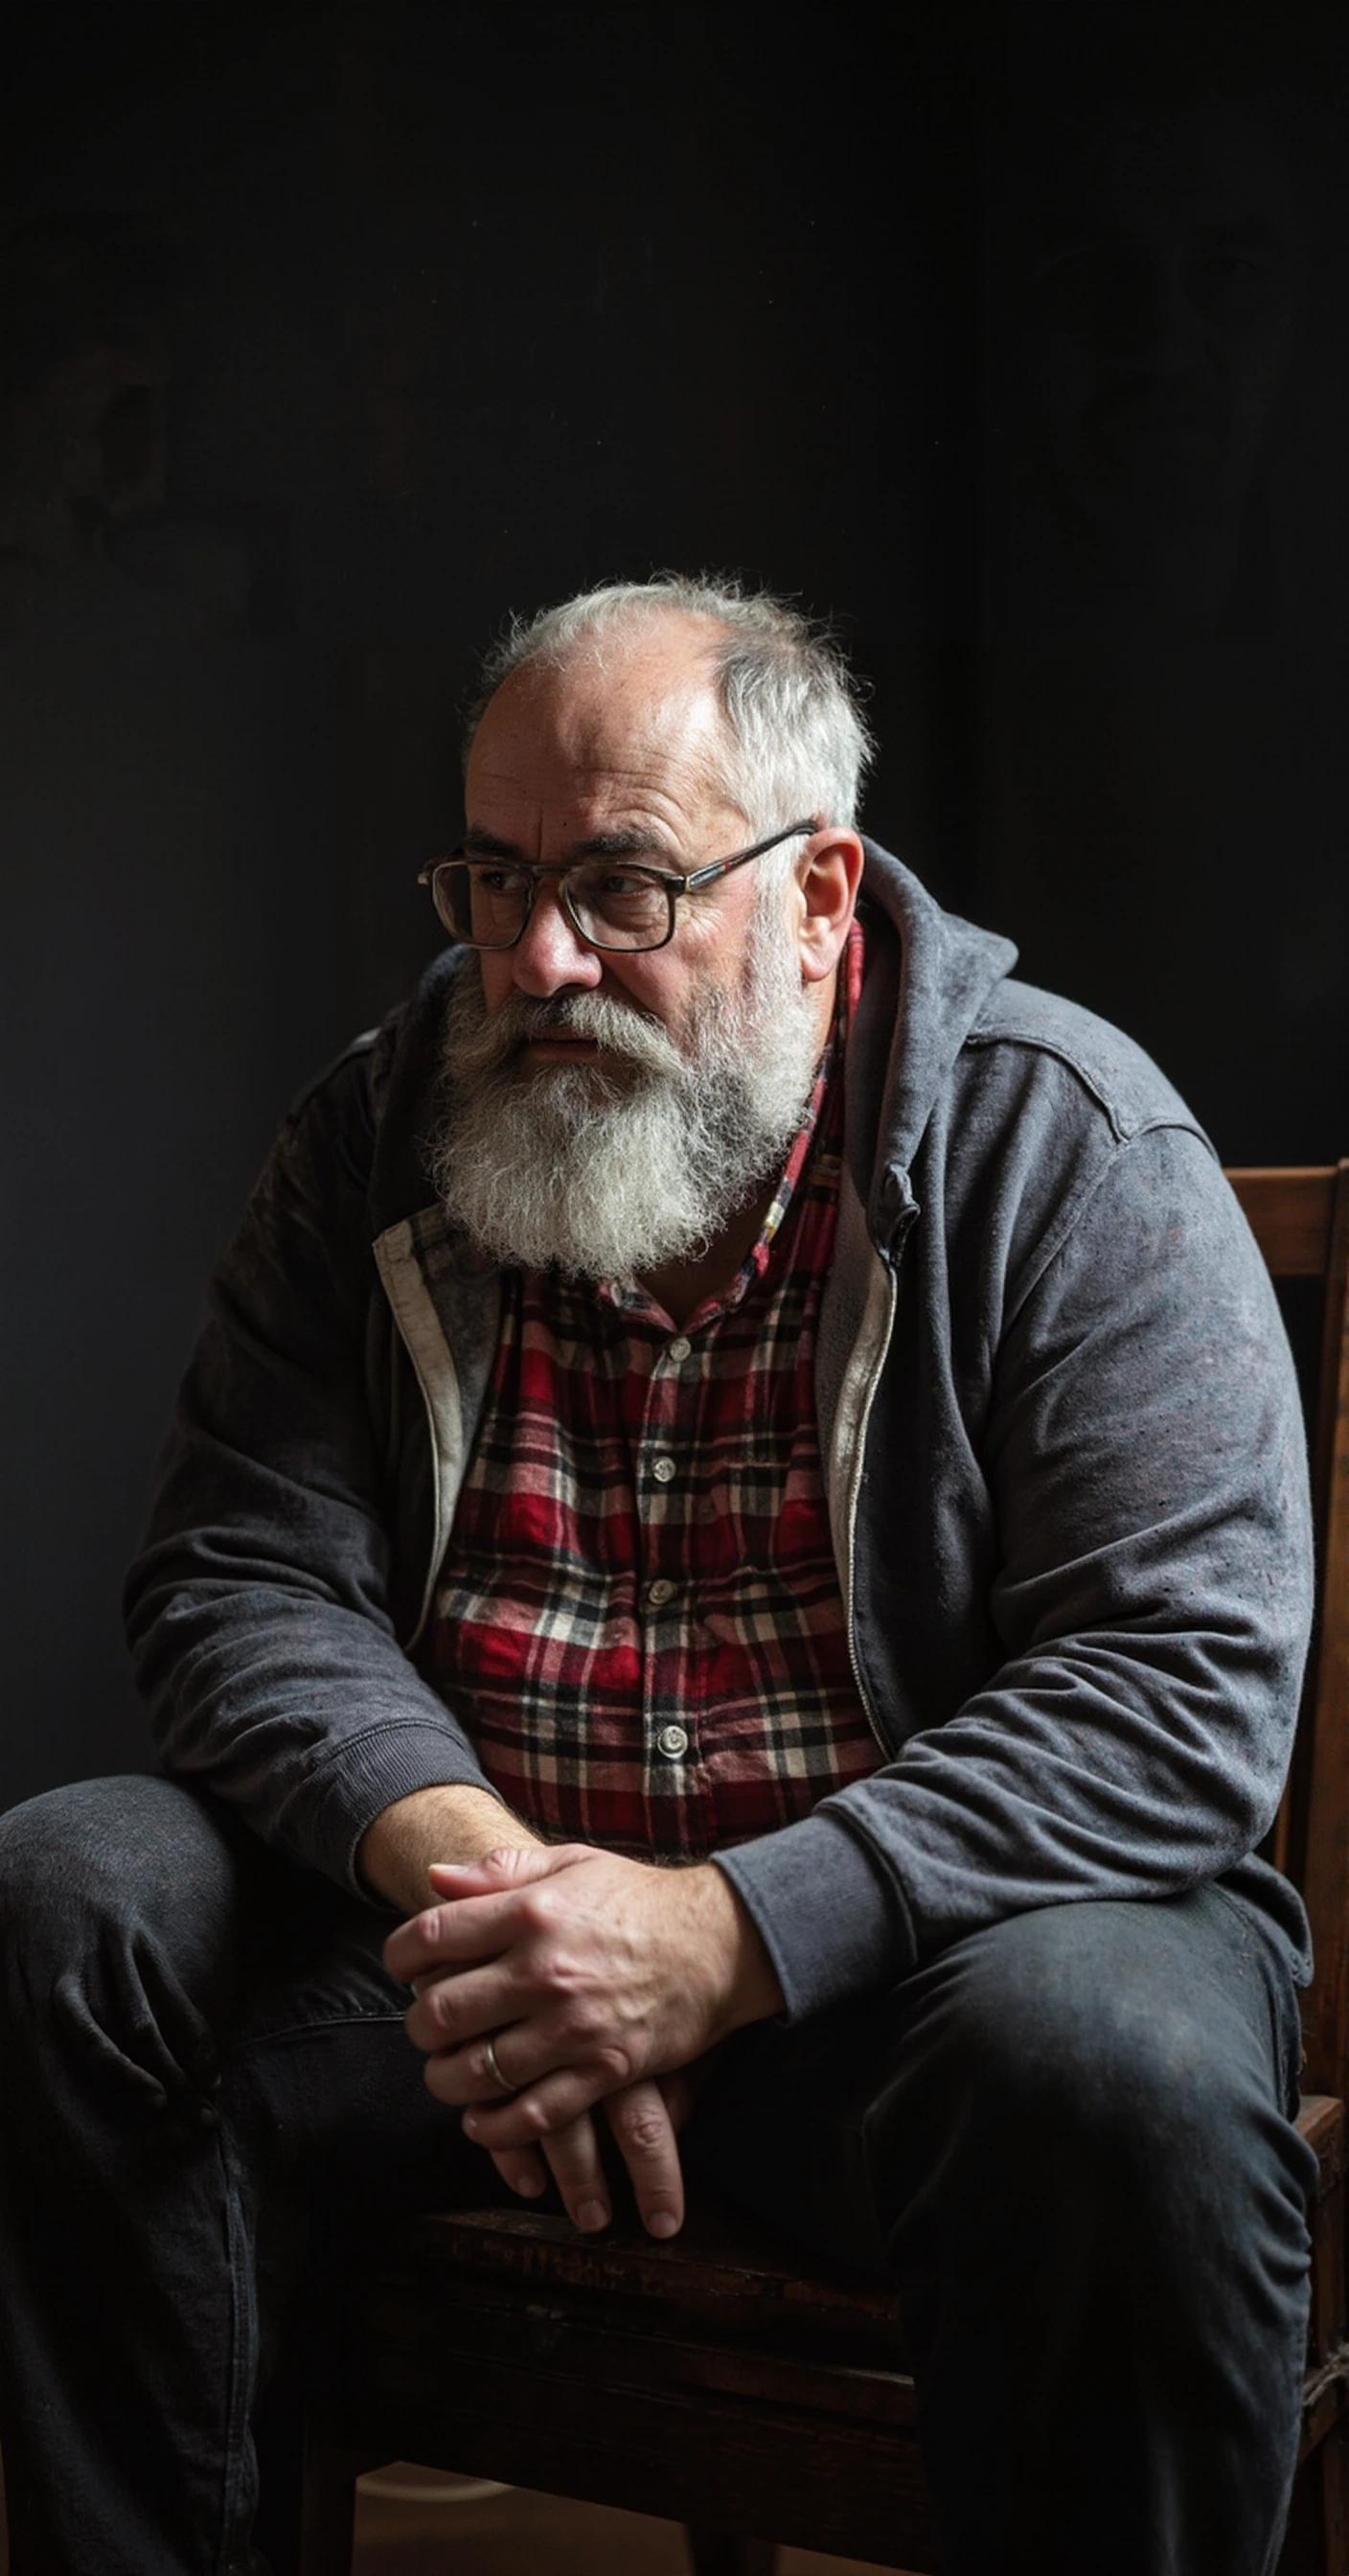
left=417, top=817, right=820, bottom=954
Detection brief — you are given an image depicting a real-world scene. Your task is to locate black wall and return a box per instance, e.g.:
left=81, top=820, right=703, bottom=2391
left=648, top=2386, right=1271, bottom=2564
left=2, top=2, right=1344, bottom=1805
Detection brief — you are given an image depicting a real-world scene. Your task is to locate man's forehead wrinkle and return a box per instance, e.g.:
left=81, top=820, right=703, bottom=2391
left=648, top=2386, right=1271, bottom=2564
left=469, top=741, right=724, bottom=824
left=464, top=774, right=738, bottom=870
left=468, top=638, right=748, bottom=845
left=461, top=821, right=684, bottom=865
left=564, top=651, right=748, bottom=830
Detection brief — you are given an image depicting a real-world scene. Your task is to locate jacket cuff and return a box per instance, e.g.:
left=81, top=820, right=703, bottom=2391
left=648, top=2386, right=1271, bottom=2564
left=713, top=1806, right=917, bottom=2023
left=279, top=1722, right=504, bottom=1900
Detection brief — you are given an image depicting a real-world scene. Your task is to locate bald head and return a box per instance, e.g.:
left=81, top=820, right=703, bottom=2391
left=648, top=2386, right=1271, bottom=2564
left=463, top=574, right=872, bottom=839
left=468, top=610, right=752, bottom=860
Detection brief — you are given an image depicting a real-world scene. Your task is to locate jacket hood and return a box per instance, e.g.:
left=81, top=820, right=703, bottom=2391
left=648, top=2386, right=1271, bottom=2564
left=848, top=840, right=1017, bottom=1246
left=364, top=840, right=1019, bottom=1249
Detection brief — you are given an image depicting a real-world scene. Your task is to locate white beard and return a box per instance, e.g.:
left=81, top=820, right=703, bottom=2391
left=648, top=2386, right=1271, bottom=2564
left=426, top=918, right=825, bottom=1282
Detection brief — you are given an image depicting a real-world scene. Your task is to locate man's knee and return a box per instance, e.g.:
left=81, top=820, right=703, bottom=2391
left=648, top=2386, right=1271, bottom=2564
left=0, top=1774, right=232, bottom=1955
left=0, top=1777, right=247, bottom=2115
left=692, top=1888, right=1313, bottom=2290
left=884, top=1891, right=1310, bottom=2235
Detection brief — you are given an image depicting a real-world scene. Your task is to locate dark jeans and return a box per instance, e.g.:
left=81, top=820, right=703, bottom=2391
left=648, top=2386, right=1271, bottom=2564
left=0, top=1777, right=1316, bottom=2576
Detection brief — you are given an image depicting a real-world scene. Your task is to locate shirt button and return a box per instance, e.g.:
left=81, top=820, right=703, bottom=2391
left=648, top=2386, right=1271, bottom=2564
left=647, top=1576, right=676, bottom=1607
left=652, top=1455, right=676, bottom=1484
left=656, top=1723, right=690, bottom=1760
left=668, top=1336, right=692, bottom=1364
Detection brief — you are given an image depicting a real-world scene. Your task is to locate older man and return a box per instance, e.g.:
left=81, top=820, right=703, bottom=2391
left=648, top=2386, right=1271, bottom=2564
left=0, top=579, right=1316, bottom=2574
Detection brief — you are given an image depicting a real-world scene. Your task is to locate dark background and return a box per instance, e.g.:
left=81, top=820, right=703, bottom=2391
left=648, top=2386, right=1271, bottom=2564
left=1, top=1, right=1345, bottom=1806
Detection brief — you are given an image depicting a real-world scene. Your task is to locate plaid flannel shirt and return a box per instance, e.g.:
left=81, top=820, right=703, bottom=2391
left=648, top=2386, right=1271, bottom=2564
left=424, top=926, right=880, bottom=1859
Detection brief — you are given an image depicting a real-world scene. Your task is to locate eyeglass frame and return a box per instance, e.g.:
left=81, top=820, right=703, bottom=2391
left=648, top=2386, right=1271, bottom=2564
left=416, top=816, right=822, bottom=954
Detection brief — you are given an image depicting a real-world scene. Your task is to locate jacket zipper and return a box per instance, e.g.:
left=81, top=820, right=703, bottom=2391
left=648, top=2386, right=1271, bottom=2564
left=844, top=1210, right=914, bottom=1751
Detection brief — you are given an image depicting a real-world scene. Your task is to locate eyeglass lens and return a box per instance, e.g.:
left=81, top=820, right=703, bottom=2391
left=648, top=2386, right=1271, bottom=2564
left=434, top=860, right=674, bottom=952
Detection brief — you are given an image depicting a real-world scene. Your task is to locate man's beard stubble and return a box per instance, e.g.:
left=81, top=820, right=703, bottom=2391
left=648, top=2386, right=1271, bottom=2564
left=426, top=916, right=825, bottom=1284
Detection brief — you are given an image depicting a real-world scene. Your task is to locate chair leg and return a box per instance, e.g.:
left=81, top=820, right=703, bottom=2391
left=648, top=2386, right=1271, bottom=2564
left=685, top=2528, right=778, bottom=2575
left=298, top=2432, right=361, bottom=2576
left=1322, top=2417, right=1349, bottom=2576
left=1276, top=2423, right=1349, bottom=2576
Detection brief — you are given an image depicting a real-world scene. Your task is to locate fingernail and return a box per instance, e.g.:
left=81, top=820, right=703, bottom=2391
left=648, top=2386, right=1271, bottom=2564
left=576, top=2198, right=609, bottom=2232
left=646, top=2210, right=678, bottom=2239
left=462, top=2112, right=480, bottom=2139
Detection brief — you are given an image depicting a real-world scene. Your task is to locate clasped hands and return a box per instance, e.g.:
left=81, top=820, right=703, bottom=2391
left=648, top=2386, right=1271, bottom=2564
left=383, top=1842, right=782, bottom=2241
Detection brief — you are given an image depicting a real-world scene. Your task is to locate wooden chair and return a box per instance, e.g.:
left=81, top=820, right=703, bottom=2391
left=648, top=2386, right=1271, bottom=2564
left=300, top=1162, right=1349, bottom=2576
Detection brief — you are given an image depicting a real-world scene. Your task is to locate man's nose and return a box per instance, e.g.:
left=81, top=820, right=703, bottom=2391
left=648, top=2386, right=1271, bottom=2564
left=508, top=883, right=605, bottom=998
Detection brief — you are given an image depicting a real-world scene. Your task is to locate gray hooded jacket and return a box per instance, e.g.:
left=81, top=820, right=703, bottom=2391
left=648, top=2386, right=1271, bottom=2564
left=125, top=842, right=1313, bottom=2018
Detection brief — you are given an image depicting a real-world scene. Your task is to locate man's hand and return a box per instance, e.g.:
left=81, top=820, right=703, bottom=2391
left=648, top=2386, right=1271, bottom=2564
left=360, top=1787, right=655, bottom=2223
left=383, top=1843, right=783, bottom=2232
left=483, top=2067, right=696, bottom=2240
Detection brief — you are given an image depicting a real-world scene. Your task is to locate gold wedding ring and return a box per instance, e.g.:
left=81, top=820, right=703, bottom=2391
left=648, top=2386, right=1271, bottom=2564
left=481, top=2033, right=514, bottom=2095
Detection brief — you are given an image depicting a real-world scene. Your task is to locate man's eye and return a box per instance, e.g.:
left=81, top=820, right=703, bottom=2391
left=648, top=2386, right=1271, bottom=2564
left=595, top=870, right=652, bottom=898
left=472, top=865, right=521, bottom=896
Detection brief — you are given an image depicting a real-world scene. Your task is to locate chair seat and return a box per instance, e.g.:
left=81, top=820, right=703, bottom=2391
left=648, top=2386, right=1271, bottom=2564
left=311, top=2188, right=940, bottom=2569
left=403, top=2192, right=907, bottom=2355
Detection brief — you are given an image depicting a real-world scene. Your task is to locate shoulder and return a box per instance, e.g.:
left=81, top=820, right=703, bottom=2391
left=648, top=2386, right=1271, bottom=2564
left=272, top=949, right=468, bottom=1232
left=925, top=981, right=1232, bottom=1332
left=281, top=1028, right=379, bottom=1157
left=962, top=978, right=1212, bottom=1153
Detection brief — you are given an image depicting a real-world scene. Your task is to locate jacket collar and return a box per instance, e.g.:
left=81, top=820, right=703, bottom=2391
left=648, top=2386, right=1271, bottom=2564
left=851, top=840, right=1017, bottom=1247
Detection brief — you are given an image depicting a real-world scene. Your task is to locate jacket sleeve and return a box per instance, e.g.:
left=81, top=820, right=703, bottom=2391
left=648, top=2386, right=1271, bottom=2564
left=124, top=1049, right=499, bottom=1895
left=717, top=1118, right=1315, bottom=2018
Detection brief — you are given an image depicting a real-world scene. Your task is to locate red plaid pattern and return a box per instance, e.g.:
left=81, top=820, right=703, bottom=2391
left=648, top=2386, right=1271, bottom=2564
left=423, top=928, right=880, bottom=1860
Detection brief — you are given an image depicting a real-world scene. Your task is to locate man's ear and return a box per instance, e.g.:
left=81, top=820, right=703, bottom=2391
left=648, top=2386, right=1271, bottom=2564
left=794, top=829, right=865, bottom=985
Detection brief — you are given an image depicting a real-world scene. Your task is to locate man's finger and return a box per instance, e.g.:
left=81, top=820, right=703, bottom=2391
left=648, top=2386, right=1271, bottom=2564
left=606, top=2080, right=684, bottom=2239
left=413, top=1989, right=621, bottom=2099
left=483, top=2093, right=681, bottom=2241
left=382, top=1886, right=523, bottom=1984
left=401, top=1965, right=519, bottom=2058
left=487, top=2142, right=550, bottom=2202
left=455, top=2060, right=614, bottom=2143
left=538, top=2112, right=612, bottom=2235
left=426, top=1848, right=574, bottom=1897
left=428, top=2010, right=635, bottom=2115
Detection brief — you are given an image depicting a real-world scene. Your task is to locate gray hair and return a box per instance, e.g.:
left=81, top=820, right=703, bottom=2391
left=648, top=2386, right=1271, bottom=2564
left=462, top=574, right=873, bottom=841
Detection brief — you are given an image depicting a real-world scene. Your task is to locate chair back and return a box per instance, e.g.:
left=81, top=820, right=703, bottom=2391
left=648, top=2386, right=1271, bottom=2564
left=1227, top=1162, right=1349, bottom=2105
